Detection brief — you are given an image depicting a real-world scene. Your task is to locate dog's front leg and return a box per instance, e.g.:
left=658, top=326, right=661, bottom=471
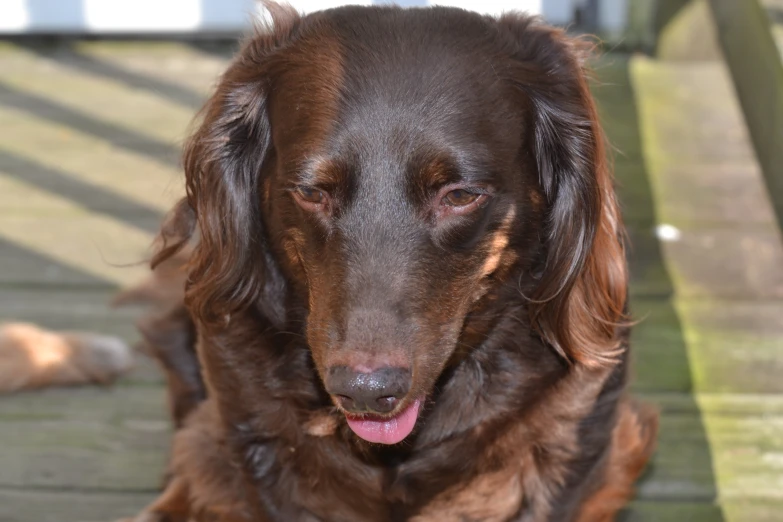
left=0, top=323, right=133, bottom=392
left=116, top=476, right=191, bottom=522
left=573, top=400, right=658, bottom=522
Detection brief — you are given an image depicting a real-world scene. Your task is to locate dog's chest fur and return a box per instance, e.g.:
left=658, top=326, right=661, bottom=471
left=216, top=362, right=617, bottom=522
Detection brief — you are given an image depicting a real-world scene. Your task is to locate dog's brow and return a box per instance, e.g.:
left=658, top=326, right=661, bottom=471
left=413, top=151, right=498, bottom=188
left=291, top=156, right=344, bottom=186
left=416, top=156, right=457, bottom=186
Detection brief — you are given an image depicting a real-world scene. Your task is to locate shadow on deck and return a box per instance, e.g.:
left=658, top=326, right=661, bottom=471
left=0, top=40, right=781, bottom=521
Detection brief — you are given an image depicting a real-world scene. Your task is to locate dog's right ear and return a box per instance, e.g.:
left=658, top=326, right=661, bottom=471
left=497, top=14, right=628, bottom=367
left=169, top=3, right=301, bottom=330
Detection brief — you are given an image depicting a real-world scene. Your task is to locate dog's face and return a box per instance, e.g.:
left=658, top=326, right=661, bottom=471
left=263, top=16, right=546, bottom=443
left=179, top=6, right=627, bottom=445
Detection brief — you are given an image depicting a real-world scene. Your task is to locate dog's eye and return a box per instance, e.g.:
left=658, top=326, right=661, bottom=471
left=294, top=186, right=326, bottom=205
left=443, top=189, right=479, bottom=207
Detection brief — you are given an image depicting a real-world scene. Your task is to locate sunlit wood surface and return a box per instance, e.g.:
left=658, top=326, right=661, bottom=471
left=0, top=40, right=781, bottom=521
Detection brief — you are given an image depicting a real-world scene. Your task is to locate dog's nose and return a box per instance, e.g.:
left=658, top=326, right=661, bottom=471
left=325, top=366, right=411, bottom=414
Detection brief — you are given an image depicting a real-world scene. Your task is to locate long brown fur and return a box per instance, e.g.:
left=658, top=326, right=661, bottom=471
left=121, top=4, right=657, bottom=521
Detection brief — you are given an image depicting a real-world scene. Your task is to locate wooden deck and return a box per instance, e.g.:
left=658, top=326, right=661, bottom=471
left=0, top=41, right=781, bottom=521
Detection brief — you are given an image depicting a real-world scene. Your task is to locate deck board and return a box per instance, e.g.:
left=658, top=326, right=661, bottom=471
left=0, top=41, right=780, bottom=521
left=626, top=55, right=783, bottom=521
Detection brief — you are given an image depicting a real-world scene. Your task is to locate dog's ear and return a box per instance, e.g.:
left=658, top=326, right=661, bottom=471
left=171, top=3, right=301, bottom=329
left=498, top=15, right=628, bottom=367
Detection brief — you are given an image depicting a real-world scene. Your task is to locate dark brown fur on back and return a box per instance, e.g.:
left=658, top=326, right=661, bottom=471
left=123, top=4, right=657, bottom=521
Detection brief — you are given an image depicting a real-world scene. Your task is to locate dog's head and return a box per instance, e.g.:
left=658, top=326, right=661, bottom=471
left=170, top=4, right=626, bottom=444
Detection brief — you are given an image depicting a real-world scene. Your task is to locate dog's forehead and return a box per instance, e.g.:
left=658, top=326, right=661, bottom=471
left=327, top=8, right=509, bottom=127
left=271, top=8, right=522, bottom=186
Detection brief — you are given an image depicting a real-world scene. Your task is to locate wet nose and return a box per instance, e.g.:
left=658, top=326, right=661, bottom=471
left=325, top=366, right=411, bottom=414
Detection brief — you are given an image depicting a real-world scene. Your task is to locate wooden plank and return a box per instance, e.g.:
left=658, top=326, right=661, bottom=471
left=639, top=162, right=775, bottom=226
left=0, top=288, right=135, bottom=320
left=626, top=56, right=776, bottom=231
left=0, top=287, right=166, bottom=384
left=0, top=41, right=778, bottom=522
left=631, top=57, right=783, bottom=301
left=677, top=300, right=783, bottom=394
left=656, top=0, right=723, bottom=61
left=645, top=392, right=783, bottom=416
left=0, top=383, right=769, bottom=424
left=621, top=501, right=724, bottom=522
left=0, top=105, right=182, bottom=215
left=622, top=499, right=783, bottom=522
left=0, top=488, right=154, bottom=522
left=637, top=410, right=719, bottom=501
left=2, top=387, right=781, bottom=503
left=698, top=410, right=783, bottom=501
left=0, top=215, right=155, bottom=287
left=636, top=404, right=783, bottom=501
left=592, top=56, right=655, bottom=226
left=629, top=297, right=692, bottom=393
left=17, top=40, right=228, bottom=101
left=0, top=385, right=168, bottom=422
left=7, top=285, right=777, bottom=396
left=631, top=298, right=783, bottom=394
left=661, top=226, right=783, bottom=300
left=627, top=226, right=675, bottom=299
left=1, top=50, right=196, bottom=144
left=629, top=53, right=783, bottom=519
left=1, top=491, right=780, bottom=522
left=632, top=61, right=756, bottom=165
left=0, top=150, right=170, bottom=224
left=0, top=287, right=143, bottom=349
left=615, top=163, right=659, bottom=226
left=0, top=237, right=114, bottom=290
left=0, top=305, right=141, bottom=352
left=720, top=499, right=783, bottom=522
left=591, top=58, right=678, bottom=299
left=0, top=417, right=168, bottom=491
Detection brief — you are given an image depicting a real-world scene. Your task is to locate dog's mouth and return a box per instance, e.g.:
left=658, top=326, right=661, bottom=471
left=343, top=398, right=421, bottom=444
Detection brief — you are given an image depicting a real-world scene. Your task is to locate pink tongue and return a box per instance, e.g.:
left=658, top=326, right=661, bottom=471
left=345, top=399, right=421, bottom=444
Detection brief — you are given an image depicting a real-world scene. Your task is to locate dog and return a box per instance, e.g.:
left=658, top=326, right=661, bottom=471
left=121, top=4, right=658, bottom=521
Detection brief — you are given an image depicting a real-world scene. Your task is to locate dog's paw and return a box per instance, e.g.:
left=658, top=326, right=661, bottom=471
left=65, top=332, right=135, bottom=384
left=0, top=323, right=134, bottom=391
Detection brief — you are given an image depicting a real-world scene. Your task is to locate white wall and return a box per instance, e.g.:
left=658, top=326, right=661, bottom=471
left=0, top=0, right=622, bottom=34
left=598, top=0, right=628, bottom=34
left=0, top=0, right=538, bottom=33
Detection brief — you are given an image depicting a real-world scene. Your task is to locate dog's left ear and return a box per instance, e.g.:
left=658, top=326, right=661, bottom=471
left=178, top=3, right=301, bottom=330
left=497, top=15, right=628, bottom=367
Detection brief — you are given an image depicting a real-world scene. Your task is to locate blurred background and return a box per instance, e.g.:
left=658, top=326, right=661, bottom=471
left=0, top=1, right=781, bottom=521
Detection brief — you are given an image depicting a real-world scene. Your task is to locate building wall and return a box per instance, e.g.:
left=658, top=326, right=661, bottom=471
left=0, top=0, right=625, bottom=34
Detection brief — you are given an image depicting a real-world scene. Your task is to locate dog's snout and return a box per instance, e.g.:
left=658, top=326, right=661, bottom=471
left=325, top=366, right=411, bottom=414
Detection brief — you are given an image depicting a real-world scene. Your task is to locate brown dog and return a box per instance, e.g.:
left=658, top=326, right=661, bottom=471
left=122, top=4, right=657, bottom=521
